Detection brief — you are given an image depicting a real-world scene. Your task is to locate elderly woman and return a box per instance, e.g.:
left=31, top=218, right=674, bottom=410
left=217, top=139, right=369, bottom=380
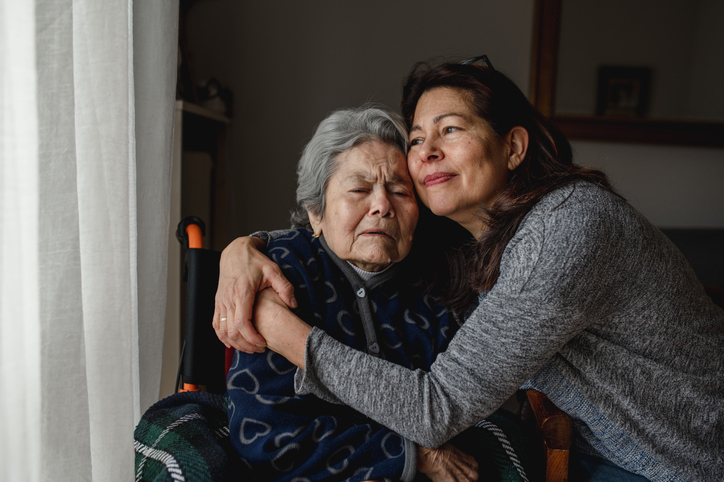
left=225, top=106, right=483, bottom=482
left=217, top=58, right=723, bottom=482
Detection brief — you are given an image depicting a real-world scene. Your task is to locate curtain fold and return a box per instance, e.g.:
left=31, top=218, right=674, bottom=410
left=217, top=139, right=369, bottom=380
left=134, top=0, right=181, bottom=417
left=1, top=2, right=42, bottom=481
left=0, top=1, right=179, bottom=480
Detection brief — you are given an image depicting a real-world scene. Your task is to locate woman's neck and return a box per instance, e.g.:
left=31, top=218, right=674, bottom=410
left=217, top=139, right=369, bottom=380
left=460, top=219, right=487, bottom=241
left=348, top=261, right=392, bottom=280
left=447, top=206, right=489, bottom=241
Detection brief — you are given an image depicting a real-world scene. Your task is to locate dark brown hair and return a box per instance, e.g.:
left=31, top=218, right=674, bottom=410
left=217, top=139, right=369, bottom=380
left=403, top=61, right=615, bottom=313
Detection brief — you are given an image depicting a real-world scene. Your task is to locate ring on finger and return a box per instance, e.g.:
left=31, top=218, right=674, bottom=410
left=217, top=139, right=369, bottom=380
left=220, top=317, right=227, bottom=322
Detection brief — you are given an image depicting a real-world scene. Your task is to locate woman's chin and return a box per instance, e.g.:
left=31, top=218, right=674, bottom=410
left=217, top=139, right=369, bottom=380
left=348, top=248, right=399, bottom=272
left=428, top=203, right=457, bottom=219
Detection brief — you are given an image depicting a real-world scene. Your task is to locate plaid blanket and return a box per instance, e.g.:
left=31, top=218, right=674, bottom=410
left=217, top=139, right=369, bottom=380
left=134, top=392, right=250, bottom=482
left=135, top=392, right=535, bottom=482
left=456, top=412, right=536, bottom=482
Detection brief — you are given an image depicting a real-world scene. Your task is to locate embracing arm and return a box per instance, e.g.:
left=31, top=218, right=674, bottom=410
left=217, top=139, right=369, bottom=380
left=253, top=289, right=479, bottom=481
left=213, top=234, right=297, bottom=352
left=226, top=274, right=423, bottom=481
left=288, top=186, right=631, bottom=447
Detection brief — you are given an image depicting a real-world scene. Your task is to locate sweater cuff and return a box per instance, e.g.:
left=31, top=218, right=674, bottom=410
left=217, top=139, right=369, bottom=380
left=401, top=438, right=418, bottom=482
left=248, top=230, right=271, bottom=244
left=249, top=229, right=290, bottom=244
left=293, top=327, right=343, bottom=404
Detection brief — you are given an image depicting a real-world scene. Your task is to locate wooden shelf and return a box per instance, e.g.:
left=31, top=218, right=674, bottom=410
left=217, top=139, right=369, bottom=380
left=552, top=115, right=724, bottom=147
left=175, top=100, right=231, bottom=125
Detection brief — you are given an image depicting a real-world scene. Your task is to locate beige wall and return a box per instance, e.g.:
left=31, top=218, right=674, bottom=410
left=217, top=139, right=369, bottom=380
left=556, top=0, right=724, bottom=121
left=184, top=0, right=535, bottom=238
left=572, top=141, right=724, bottom=228
left=183, top=0, right=723, bottom=238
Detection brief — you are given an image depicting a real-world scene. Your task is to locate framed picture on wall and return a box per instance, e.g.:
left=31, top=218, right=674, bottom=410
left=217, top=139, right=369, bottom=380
left=596, top=66, right=651, bottom=117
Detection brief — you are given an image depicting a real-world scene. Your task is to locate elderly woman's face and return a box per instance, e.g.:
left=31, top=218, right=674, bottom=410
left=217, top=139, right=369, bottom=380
left=407, top=87, right=518, bottom=237
left=309, top=141, right=418, bottom=272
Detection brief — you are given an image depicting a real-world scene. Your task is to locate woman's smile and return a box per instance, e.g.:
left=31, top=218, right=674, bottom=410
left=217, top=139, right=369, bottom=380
left=423, top=172, right=458, bottom=187
left=407, top=87, right=512, bottom=237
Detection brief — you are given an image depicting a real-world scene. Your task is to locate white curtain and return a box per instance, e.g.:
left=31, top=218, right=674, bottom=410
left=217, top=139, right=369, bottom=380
left=0, top=1, right=179, bottom=480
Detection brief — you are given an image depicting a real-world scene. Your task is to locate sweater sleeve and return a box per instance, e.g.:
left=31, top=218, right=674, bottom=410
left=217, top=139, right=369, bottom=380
left=227, top=348, right=417, bottom=481
left=296, top=185, right=631, bottom=448
left=249, top=229, right=293, bottom=244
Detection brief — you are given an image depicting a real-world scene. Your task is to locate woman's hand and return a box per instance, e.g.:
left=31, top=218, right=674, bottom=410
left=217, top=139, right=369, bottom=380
left=417, top=443, right=478, bottom=482
left=253, top=288, right=311, bottom=369
left=213, top=236, right=297, bottom=353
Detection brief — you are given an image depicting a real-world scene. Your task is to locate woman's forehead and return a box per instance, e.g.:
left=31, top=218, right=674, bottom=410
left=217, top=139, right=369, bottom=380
left=414, top=87, right=474, bottom=119
left=411, top=87, right=495, bottom=136
left=335, top=142, right=409, bottom=180
left=339, top=170, right=411, bottom=187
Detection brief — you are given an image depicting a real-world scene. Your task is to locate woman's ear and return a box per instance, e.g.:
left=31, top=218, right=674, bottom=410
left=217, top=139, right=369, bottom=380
left=308, top=210, right=323, bottom=237
left=506, top=126, right=529, bottom=171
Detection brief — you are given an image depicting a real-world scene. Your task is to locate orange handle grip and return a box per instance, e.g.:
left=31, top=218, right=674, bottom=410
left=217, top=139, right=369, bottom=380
left=186, top=224, right=203, bottom=249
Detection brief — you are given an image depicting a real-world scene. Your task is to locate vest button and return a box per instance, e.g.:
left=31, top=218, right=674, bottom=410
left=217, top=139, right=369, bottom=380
left=356, top=288, right=366, bottom=298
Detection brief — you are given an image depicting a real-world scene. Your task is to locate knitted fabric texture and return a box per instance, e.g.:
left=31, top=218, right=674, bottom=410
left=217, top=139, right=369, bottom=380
left=296, top=182, right=724, bottom=482
left=227, top=229, right=459, bottom=481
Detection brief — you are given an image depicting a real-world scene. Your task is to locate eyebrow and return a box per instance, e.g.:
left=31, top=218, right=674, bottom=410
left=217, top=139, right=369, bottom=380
left=346, top=172, right=411, bottom=186
left=410, top=112, right=468, bottom=133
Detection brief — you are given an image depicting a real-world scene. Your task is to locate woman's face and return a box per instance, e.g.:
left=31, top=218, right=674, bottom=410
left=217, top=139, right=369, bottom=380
left=407, top=87, right=517, bottom=237
left=309, top=141, right=419, bottom=272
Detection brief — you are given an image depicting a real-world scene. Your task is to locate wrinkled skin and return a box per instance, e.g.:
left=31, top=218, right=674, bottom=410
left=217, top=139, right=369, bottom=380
left=212, top=236, right=296, bottom=353
left=416, top=443, right=479, bottom=481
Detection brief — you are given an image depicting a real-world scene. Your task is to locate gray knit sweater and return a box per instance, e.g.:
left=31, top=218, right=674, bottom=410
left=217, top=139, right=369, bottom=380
left=295, top=183, right=724, bottom=481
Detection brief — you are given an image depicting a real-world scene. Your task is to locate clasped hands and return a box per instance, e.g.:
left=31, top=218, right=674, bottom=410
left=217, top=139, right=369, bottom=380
left=211, top=237, right=478, bottom=481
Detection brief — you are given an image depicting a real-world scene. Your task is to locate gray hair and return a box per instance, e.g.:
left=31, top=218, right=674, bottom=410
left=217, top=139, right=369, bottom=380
left=290, top=105, right=409, bottom=228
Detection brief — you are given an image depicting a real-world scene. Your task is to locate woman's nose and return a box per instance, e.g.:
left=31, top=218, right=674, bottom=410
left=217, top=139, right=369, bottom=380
left=416, top=137, right=441, bottom=163
left=370, top=189, right=393, bottom=217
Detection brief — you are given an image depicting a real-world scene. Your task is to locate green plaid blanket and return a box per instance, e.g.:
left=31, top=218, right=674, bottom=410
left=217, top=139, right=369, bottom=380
left=454, top=412, right=536, bottom=482
left=134, top=392, right=250, bottom=482
left=135, top=392, right=535, bottom=482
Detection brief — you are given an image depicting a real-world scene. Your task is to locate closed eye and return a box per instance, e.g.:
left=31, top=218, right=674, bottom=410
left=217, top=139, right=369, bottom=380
left=349, top=185, right=374, bottom=194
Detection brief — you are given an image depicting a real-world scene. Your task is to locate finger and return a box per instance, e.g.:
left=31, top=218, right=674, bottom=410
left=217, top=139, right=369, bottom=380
left=233, top=283, right=264, bottom=344
left=452, top=453, right=478, bottom=481
left=453, top=462, right=478, bottom=482
left=212, top=302, right=231, bottom=349
left=228, top=335, right=263, bottom=354
left=233, top=292, right=266, bottom=349
left=232, top=319, right=266, bottom=353
left=265, top=265, right=297, bottom=309
left=223, top=301, right=245, bottom=348
left=224, top=292, right=265, bottom=351
left=222, top=303, right=261, bottom=353
left=239, top=317, right=266, bottom=352
left=213, top=272, right=234, bottom=348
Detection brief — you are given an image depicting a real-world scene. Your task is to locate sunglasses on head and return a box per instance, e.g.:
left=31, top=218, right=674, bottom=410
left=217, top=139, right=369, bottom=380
left=459, top=54, right=495, bottom=71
